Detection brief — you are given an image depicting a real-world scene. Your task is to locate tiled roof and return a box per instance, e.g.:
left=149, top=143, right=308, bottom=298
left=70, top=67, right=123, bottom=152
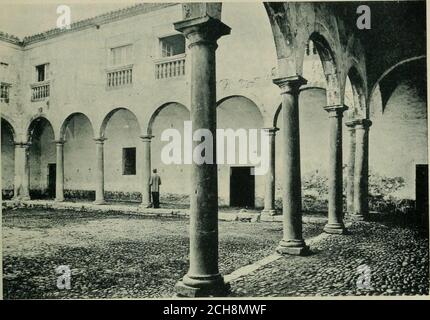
left=0, top=31, right=22, bottom=46
left=0, top=2, right=178, bottom=47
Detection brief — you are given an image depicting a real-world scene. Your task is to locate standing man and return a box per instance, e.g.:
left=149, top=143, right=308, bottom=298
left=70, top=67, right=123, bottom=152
left=149, top=168, right=161, bottom=208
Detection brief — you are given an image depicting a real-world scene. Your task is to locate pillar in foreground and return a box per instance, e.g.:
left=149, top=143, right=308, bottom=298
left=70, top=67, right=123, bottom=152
left=94, top=138, right=106, bottom=205
left=323, top=105, right=348, bottom=234
left=140, top=135, right=153, bottom=208
left=55, top=140, right=65, bottom=202
left=261, top=127, right=279, bottom=216
left=13, top=142, right=30, bottom=201
left=273, top=75, right=308, bottom=255
left=174, top=15, right=231, bottom=297
left=345, top=121, right=357, bottom=216
left=352, top=119, right=372, bottom=220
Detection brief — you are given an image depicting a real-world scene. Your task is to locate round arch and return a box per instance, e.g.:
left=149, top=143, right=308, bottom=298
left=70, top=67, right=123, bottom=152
left=272, top=86, right=327, bottom=127
left=26, top=116, right=56, bottom=199
left=99, top=107, right=141, bottom=138
left=263, top=2, right=295, bottom=76
left=298, top=31, right=341, bottom=107
left=26, top=116, right=55, bottom=143
left=60, top=112, right=95, bottom=140
left=369, top=55, right=426, bottom=110
left=1, top=117, right=16, bottom=199
left=217, top=95, right=264, bottom=129
left=217, top=94, right=264, bottom=119
left=368, top=56, right=427, bottom=200
left=308, top=31, right=338, bottom=76
left=1, top=117, right=16, bottom=141
left=147, top=102, right=189, bottom=136
left=23, top=114, right=56, bottom=142
left=344, top=65, right=367, bottom=117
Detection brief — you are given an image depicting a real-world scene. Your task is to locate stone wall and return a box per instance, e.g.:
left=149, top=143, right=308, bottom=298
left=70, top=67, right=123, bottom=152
left=1, top=2, right=427, bottom=209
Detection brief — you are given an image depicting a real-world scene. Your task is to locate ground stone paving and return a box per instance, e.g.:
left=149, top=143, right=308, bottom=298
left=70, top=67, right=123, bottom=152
left=230, top=222, right=429, bottom=297
left=3, top=208, right=429, bottom=298
left=2, top=208, right=323, bottom=299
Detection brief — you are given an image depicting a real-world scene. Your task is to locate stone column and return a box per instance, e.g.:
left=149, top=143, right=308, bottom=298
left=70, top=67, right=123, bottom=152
left=140, top=135, right=153, bottom=208
left=174, top=16, right=231, bottom=297
left=352, top=119, right=372, bottom=220
left=55, top=140, right=65, bottom=202
left=345, top=121, right=356, bottom=216
left=94, top=138, right=106, bottom=205
left=13, top=142, right=30, bottom=201
left=323, top=105, right=348, bottom=234
left=261, top=127, right=279, bottom=216
left=272, top=75, right=308, bottom=255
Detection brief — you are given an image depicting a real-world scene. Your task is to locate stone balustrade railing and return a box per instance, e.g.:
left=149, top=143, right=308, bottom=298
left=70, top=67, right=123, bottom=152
left=155, top=54, right=186, bottom=79
left=107, top=65, right=133, bottom=88
left=31, top=81, right=50, bottom=101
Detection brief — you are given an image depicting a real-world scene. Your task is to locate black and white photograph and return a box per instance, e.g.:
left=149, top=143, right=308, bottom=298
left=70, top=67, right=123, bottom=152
left=0, top=0, right=428, bottom=303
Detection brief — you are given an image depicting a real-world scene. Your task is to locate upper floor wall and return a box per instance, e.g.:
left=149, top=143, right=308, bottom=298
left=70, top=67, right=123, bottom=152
left=0, top=2, right=326, bottom=142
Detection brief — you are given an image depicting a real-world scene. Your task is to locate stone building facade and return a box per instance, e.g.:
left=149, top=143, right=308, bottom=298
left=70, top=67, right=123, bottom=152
left=1, top=2, right=427, bottom=211
left=1, top=1, right=427, bottom=297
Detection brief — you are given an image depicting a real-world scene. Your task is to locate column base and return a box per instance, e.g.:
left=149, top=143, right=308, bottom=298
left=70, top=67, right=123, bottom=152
left=93, top=199, right=106, bottom=205
left=175, top=274, right=230, bottom=297
left=324, top=222, right=346, bottom=234
left=261, top=209, right=278, bottom=216
left=276, top=239, right=309, bottom=256
left=55, top=198, right=65, bottom=203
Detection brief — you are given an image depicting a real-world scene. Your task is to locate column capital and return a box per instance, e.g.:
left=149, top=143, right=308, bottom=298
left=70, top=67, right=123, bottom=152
left=263, top=127, right=279, bottom=136
left=272, top=75, right=307, bottom=94
left=14, top=141, right=30, bottom=147
left=140, top=134, right=154, bottom=142
left=94, top=137, right=107, bottom=144
left=174, top=16, right=231, bottom=48
left=346, top=118, right=372, bottom=129
left=54, top=139, right=65, bottom=145
left=324, top=105, right=349, bottom=117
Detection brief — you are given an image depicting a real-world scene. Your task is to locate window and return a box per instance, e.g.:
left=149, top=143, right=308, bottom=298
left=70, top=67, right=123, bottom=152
left=0, top=82, right=10, bottom=103
left=35, top=63, right=49, bottom=82
left=110, top=44, right=133, bottom=66
left=306, top=41, right=318, bottom=56
left=159, top=34, right=185, bottom=58
left=122, top=147, right=136, bottom=175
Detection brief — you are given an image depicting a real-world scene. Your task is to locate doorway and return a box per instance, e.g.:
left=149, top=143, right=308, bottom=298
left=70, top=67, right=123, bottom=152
left=416, top=164, right=428, bottom=228
left=47, top=163, right=56, bottom=198
left=230, top=166, right=255, bottom=208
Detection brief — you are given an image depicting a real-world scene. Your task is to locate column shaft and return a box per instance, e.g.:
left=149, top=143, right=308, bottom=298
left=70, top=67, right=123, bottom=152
left=273, top=75, right=308, bottom=255
left=324, top=105, right=348, bottom=234
left=174, top=16, right=231, bottom=297
left=140, top=135, right=152, bottom=207
left=262, top=128, right=278, bottom=215
left=13, top=142, right=30, bottom=201
left=345, top=122, right=356, bottom=215
left=94, top=138, right=106, bottom=204
left=55, top=140, right=65, bottom=202
left=352, top=119, right=372, bottom=220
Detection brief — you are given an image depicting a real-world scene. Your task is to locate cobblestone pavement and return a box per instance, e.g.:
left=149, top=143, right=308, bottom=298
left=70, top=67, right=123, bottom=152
left=230, top=221, right=429, bottom=297
left=2, top=208, right=323, bottom=299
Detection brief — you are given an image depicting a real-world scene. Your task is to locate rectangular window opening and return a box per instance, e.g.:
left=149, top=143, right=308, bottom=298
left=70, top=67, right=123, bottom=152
left=123, top=147, right=136, bottom=175
left=35, top=63, right=49, bottom=82
left=0, top=82, right=11, bottom=103
left=110, top=44, right=133, bottom=66
left=159, top=34, right=185, bottom=58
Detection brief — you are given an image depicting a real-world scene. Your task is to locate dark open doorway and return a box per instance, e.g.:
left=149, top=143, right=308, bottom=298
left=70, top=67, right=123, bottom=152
left=47, top=163, right=56, bottom=199
left=230, top=166, right=255, bottom=208
left=416, top=164, right=428, bottom=229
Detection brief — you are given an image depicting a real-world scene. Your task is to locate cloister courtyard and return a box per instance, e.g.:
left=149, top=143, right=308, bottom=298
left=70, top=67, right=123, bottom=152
left=1, top=1, right=428, bottom=299
left=2, top=203, right=428, bottom=299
